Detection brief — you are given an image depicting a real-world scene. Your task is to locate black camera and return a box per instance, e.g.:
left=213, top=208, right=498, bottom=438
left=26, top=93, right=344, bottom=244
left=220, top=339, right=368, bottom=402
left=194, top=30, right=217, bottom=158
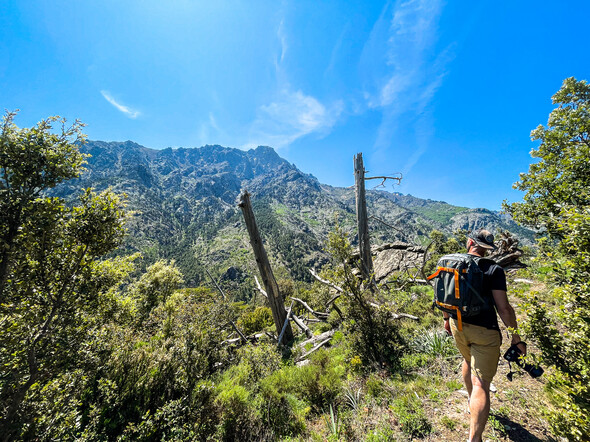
left=503, top=343, right=544, bottom=379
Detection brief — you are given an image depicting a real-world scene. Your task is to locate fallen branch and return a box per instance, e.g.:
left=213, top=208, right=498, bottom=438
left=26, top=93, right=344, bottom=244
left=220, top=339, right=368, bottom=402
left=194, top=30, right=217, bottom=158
left=291, top=297, right=329, bottom=321
left=367, top=300, right=418, bottom=320
left=296, top=337, right=332, bottom=362
left=298, top=330, right=335, bottom=349
left=292, top=313, right=313, bottom=338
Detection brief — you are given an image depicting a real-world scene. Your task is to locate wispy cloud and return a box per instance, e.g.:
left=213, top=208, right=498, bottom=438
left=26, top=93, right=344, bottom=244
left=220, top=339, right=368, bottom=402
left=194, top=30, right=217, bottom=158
left=246, top=89, right=343, bottom=149
left=277, top=19, right=288, bottom=67
left=100, top=90, right=140, bottom=119
left=361, top=0, right=452, bottom=173
left=245, top=17, right=344, bottom=150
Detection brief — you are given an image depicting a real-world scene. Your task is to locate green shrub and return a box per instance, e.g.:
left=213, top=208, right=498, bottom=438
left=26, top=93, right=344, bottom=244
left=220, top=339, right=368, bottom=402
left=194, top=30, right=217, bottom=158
left=237, top=306, right=274, bottom=335
left=391, top=396, right=432, bottom=438
left=413, top=329, right=457, bottom=357
left=365, top=374, right=387, bottom=401
left=325, top=225, right=407, bottom=370
left=214, top=384, right=261, bottom=441
left=261, top=348, right=344, bottom=412
left=440, top=415, right=457, bottom=430
left=365, top=426, right=396, bottom=441
left=400, top=353, right=430, bottom=372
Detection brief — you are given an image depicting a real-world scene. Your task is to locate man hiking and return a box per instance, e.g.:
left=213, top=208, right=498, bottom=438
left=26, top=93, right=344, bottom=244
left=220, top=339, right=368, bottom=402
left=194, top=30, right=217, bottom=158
left=441, top=229, right=526, bottom=442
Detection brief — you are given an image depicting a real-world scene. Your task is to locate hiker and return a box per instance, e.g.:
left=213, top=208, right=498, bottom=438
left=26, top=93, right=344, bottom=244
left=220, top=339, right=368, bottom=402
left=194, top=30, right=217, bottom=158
left=442, top=230, right=526, bottom=442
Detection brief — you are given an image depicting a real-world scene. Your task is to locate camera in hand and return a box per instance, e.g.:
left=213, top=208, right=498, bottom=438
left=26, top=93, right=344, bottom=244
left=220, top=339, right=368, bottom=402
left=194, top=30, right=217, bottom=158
left=503, top=343, right=544, bottom=379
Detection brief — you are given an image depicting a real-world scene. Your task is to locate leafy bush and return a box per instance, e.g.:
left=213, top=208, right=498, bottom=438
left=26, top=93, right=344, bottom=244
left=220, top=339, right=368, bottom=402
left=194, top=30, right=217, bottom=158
left=238, top=306, right=274, bottom=335
left=505, top=77, right=590, bottom=440
left=391, top=396, right=432, bottom=438
left=324, top=225, right=406, bottom=370
left=261, top=348, right=344, bottom=413
left=216, top=344, right=307, bottom=439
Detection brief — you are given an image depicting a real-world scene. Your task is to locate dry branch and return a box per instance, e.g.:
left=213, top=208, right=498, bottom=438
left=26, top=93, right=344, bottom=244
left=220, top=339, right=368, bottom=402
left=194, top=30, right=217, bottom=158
left=290, top=297, right=329, bottom=321
left=291, top=313, right=313, bottom=338
left=309, top=268, right=344, bottom=293
left=296, top=338, right=332, bottom=362
left=254, top=275, right=268, bottom=298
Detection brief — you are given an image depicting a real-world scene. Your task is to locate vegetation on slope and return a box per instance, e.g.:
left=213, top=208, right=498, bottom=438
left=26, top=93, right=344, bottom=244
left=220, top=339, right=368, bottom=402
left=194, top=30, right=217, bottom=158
left=1, top=77, right=588, bottom=441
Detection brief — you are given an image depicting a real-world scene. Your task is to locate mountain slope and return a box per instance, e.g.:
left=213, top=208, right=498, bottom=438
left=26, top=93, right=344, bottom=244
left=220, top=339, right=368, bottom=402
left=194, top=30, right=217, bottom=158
left=51, top=141, right=532, bottom=286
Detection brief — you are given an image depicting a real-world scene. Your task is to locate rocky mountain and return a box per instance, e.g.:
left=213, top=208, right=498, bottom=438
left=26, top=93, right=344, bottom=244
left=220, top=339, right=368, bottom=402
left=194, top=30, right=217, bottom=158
left=50, top=141, right=533, bottom=288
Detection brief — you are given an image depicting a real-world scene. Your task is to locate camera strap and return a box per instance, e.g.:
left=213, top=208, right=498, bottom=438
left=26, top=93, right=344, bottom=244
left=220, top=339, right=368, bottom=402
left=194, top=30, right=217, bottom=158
left=506, top=361, right=516, bottom=381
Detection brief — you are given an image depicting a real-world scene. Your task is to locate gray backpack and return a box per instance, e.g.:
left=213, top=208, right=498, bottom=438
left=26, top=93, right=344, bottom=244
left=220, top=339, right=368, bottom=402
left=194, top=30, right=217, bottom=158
left=427, top=253, right=492, bottom=330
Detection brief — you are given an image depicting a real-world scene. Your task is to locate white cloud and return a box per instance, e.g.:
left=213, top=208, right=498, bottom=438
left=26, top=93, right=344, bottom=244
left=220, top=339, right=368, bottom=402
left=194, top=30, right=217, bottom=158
left=243, top=16, right=343, bottom=150
left=246, top=89, right=343, bottom=149
left=277, top=19, right=288, bottom=67
left=366, top=0, right=446, bottom=111
left=361, top=0, right=452, bottom=174
left=100, top=90, right=140, bottom=119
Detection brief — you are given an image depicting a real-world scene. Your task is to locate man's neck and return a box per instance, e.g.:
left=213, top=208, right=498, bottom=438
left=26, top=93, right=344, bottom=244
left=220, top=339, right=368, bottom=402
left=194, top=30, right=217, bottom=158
left=468, top=247, right=484, bottom=257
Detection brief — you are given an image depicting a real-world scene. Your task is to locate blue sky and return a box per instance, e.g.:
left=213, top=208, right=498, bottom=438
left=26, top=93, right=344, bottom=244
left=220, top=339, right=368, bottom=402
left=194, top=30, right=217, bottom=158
left=1, top=1, right=588, bottom=210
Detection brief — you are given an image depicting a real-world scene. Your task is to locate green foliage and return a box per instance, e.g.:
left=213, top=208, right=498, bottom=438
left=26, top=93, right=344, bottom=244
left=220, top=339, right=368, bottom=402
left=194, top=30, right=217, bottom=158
left=0, top=113, right=129, bottom=438
left=424, top=229, right=465, bottom=274
left=79, top=288, right=228, bottom=440
left=391, top=395, right=432, bottom=438
left=237, top=306, right=274, bottom=335
left=325, top=225, right=406, bottom=370
left=214, top=343, right=309, bottom=440
left=412, top=329, right=457, bottom=358
left=440, top=415, right=457, bottom=430
left=365, top=426, right=396, bottom=441
left=262, top=348, right=345, bottom=413
left=129, top=260, right=184, bottom=322
left=506, top=77, right=590, bottom=233
left=505, top=77, right=590, bottom=440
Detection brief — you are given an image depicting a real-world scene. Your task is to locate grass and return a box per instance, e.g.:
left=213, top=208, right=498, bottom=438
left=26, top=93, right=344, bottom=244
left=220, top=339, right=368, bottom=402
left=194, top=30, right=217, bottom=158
left=239, top=268, right=556, bottom=441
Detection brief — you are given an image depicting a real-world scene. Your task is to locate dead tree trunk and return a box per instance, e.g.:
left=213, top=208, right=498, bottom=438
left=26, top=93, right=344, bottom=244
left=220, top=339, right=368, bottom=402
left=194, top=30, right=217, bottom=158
left=239, top=191, right=294, bottom=343
left=354, top=153, right=374, bottom=281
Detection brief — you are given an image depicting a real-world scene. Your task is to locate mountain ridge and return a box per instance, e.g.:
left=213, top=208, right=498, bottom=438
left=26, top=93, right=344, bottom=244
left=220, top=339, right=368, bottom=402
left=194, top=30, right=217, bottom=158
left=51, top=140, right=532, bottom=286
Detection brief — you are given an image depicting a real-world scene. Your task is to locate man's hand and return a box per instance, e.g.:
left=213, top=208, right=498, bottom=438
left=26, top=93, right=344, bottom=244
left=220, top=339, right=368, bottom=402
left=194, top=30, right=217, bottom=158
left=444, top=318, right=452, bottom=336
left=514, top=341, right=527, bottom=356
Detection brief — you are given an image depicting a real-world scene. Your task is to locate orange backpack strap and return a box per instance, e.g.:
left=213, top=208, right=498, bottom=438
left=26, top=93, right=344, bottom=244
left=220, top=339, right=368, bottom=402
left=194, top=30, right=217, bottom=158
left=428, top=267, right=467, bottom=299
left=429, top=266, right=467, bottom=330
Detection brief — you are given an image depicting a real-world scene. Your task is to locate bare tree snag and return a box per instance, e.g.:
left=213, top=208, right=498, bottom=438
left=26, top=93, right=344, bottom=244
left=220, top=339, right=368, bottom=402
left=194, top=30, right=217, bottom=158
left=354, top=153, right=373, bottom=281
left=239, top=191, right=294, bottom=343
left=278, top=301, right=294, bottom=345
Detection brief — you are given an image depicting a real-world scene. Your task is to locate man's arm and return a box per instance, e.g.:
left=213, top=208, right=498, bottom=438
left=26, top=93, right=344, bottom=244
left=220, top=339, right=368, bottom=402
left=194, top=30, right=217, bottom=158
left=492, top=289, right=527, bottom=355
left=442, top=313, right=451, bottom=335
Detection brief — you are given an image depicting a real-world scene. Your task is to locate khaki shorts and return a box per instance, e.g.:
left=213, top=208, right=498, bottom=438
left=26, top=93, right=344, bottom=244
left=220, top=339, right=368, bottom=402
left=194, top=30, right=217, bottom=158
left=450, top=319, right=501, bottom=383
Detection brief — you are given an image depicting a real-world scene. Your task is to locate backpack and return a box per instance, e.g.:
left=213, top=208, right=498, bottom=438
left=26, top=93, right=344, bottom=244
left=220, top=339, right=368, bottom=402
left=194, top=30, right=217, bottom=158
left=427, top=253, right=492, bottom=331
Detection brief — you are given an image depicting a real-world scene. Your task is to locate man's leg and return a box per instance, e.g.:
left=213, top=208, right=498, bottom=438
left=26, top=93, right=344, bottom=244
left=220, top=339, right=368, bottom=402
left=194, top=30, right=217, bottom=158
left=468, top=374, right=491, bottom=442
left=462, top=359, right=473, bottom=397
left=462, top=359, right=473, bottom=413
